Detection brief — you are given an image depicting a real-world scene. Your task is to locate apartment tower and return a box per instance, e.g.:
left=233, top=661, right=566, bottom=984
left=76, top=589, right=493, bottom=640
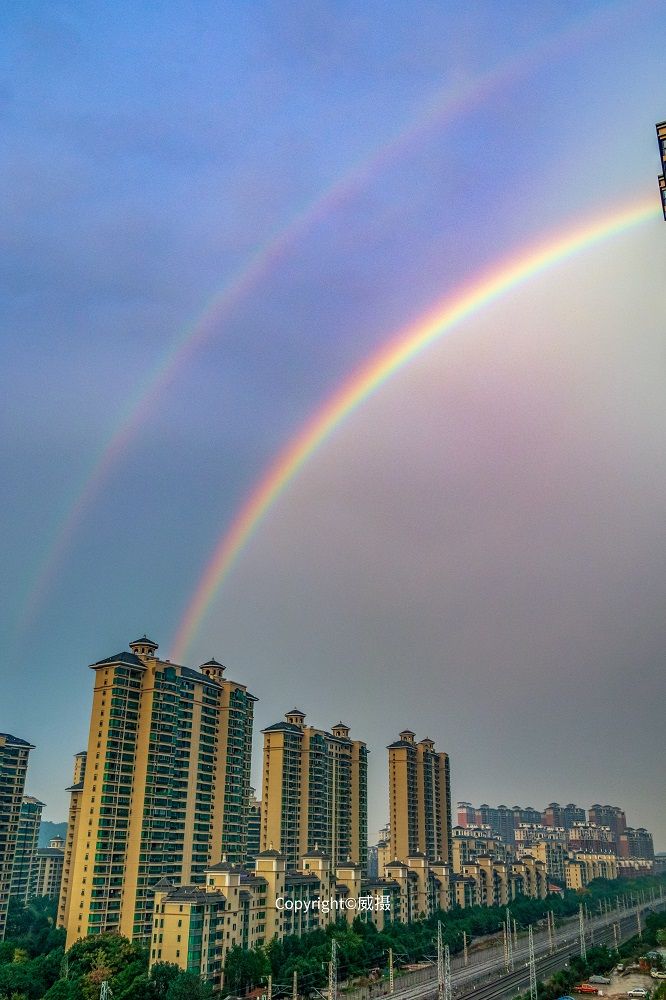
left=9, top=795, right=45, bottom=903
left=62, top=637, right=255, bottom=947
left=57, top=751, right=87, bottom=930
left=261, top=711, right=368, bottom=869
left=0, top=733, right=34, bottom=940
left=387, top=730, right=451, bottom=865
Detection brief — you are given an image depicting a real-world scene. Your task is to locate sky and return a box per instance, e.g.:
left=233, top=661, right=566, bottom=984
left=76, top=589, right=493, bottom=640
left=1, top=1, right=665, bottom=850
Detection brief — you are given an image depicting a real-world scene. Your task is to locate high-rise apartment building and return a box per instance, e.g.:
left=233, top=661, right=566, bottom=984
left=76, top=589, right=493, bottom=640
left=588, top=804, right=626, bottom=840
left=543, top=802, right=586, bottom=830
left=9, top=795, right=44, bottom=903
left=618, top=827, right=654, bottom=860
left=387, top=730, right=451, bottom=864
left=261, top=711, right=368, bottom=869
left=245, top=788, right=261, bottom=866
left=0, top=733, right=34, bottom=940
left=62, top=637, right=256, bottom=947
left=58, top=751, right=87, bottom=931
left=34, top=837, right=65, bottom=900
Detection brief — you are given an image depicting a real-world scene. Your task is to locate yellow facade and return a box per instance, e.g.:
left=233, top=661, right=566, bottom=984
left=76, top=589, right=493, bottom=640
left=63, top=638, right=255, bottom=947
left=387, top=731, right=451, bottom=865
left=151, top=849, right=401, bottom=991
left=34, top=838, right=65, bottom=900
left=260, top=712, right=367, bottom=869
left=58, top=752, right=87, bottom=930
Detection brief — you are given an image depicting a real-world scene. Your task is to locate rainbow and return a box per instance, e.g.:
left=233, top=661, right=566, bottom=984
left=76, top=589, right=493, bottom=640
left=16, top=3, right=623, bottom=634
left=170, top=196, right=659, bottom=662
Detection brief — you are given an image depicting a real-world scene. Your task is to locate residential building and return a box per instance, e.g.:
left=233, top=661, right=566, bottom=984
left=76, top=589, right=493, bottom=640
left=511, top=806, right=542, bottom=835
left=387, top=731, right=451, bottom=864
left=515, top=823, right=567, bottom=846
left=34, top=837, right=65, bottom=900
left=260, top=712, right=367, bottom=869
left=57, top=751, right=87, bottom=931
left=572, top=852, right=618, bottom=884
left=150, top=845, right=547, bottom=991
left=245, top=789, right=261, bottom=867
left=0, top=734, right=34, bottom=940
left=451, top=826, right=509, bottom=872
left=517, top=841, right=568, bottom=883
left=151, top=849, right=399, bottom=990
left=567, top=821, right=615, bottom=854
left=457, top=802, right=476, bottom=827
left=618, top=827, right=654, bottom=860
left=542, top=803, right=585, bottom=830
left=588, top=805, right=626, bottom=840
left=617, top=858, right=654, bottom=878
left=9, top=796, right=44, bottom=903
left=656, top=121, right=666, bottom=220
left=62, top=637, right=256, bottom=947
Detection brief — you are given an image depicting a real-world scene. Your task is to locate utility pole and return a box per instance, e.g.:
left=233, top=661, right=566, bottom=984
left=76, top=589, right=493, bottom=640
left=528, top=926, right=537, bottom=1000
left=505, top=908, right=514, bottom=972
left=328, top=940, right=337, bottom=1000
left=513, top=917, right=517, bottom=948
left=636, top=910, right=642, bottom=941
left=579, top=904, right=587, bottom=961
left=268, top=974, right=273, bottom=1000
left=613, top=922, right=619, bottom=951
left=547, top=910, right=554, bottom=954
left=445, top=944, right=452, bottom=1000
left=437, top=922, right=445, bottom=1000
left=388, top=948, right=394, bottom=995
left=293, top=969, right=298, bottom=1000
left=463, top=931, right=468, bottom=967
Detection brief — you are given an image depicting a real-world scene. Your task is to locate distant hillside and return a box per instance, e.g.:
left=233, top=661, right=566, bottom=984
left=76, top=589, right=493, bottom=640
left=38, top=821, right=67, bottom=848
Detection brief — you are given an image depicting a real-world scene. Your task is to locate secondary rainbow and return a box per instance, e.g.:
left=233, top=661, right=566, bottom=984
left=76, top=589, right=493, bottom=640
left=16, top=3, right=619, bottom=635
left=171, top=195, right=659, bottom=662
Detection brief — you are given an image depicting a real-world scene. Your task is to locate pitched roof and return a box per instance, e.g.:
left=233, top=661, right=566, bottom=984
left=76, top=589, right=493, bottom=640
left=91, top=651, right=144, bottom=668
left=0, top=733, right=34, bottom=748
left=262, top=722, right=303, bottom=734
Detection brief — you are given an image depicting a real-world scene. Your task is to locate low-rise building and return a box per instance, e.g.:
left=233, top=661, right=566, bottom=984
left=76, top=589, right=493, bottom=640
left=150, top=846, right=547, bottom=991
left=517, top=841, right=568, bottom=882
left=565, top=852, right=617, bottom=888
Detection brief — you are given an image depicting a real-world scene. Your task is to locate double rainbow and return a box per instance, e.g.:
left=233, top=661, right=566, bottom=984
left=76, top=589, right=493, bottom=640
left=16, top=2, right=624, bottom=633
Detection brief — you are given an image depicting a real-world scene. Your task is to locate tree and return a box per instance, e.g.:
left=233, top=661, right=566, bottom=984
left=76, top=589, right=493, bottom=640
left=165, top=972, right=213, bottom=1000
left=149, top=962, right=182, bottom=998
left=223, top=946, right=270, bottom=994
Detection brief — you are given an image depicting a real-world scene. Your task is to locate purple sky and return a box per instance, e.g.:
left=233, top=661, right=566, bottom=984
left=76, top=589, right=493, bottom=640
left=1, top=1, right=665, bottom=849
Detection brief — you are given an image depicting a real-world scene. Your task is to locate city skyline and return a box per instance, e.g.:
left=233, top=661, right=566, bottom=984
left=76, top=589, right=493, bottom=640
left=5, top=634, right=661, bottom=856
left=2, top=2, right=666, bottom=851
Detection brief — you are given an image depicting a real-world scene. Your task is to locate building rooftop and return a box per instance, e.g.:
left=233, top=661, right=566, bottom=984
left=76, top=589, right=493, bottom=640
left=0, top=733, right=34, bottom=748
left=91, top=651, right=145, bottom=668
left=262, top=721, right=303, bottom=734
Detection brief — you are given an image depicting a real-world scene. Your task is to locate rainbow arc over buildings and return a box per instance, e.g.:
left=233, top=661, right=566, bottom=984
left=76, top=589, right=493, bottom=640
left=171, top=196, right=659, bottom=662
